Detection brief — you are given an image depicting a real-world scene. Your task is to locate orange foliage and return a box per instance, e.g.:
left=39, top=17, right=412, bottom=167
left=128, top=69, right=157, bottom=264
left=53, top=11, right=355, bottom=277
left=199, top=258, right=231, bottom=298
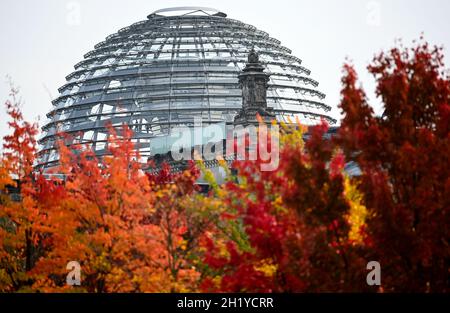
left=0, top=91, right=205, bottom=292
left=0, top=38, right=448, bottom=293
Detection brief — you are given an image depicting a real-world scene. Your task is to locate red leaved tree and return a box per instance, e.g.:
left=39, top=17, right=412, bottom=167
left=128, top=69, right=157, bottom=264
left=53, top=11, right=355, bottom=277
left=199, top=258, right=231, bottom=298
left=200, top=122, right=369, bottom=292
left=338, top=39, right=450, bottom=292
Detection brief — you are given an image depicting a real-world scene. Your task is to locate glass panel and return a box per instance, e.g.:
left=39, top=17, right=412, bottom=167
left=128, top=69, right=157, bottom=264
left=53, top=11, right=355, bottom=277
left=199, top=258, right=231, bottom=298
left=92, top=68, right=109, bottom=77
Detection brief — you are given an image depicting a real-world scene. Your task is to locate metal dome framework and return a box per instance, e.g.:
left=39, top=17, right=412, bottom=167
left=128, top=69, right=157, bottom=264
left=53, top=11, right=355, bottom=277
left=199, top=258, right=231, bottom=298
left=37, top=7, right=335, bottom=168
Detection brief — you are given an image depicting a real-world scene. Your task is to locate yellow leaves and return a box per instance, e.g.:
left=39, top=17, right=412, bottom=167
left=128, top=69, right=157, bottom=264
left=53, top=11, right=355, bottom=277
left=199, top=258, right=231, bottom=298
left=197, top=160, right=219, bottom=191
left=0, top=161, right=13, bottom=191
left=0, top=268, right=13, bottom=292
left=279, top=119, right=305, bottom=150
left=344, top=177, right=368, bottom=245
left=273, top=195, right=283, bottom=207
left=210, top=275, right=222, bottom=290
left=217, top=158, right=227, bottom=168
left=203, top=169, right=217, bottom=189
left=253, top=259, right=278, bottom=277
left=217, top=239, right=230, bottom=259
left=271, top=195, right=288, bottom=215
left=91, top=252, right=112, bottom=274
left=179, top=239, right=187, bottom=251
left=106, top=267, right=135, bottom=292
left=171, top=268, right=201, bottom=292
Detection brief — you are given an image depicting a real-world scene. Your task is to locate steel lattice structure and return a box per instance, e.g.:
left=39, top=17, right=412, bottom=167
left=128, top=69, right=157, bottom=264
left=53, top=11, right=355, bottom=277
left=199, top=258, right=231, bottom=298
left=37, top=7, right=335, bottom=168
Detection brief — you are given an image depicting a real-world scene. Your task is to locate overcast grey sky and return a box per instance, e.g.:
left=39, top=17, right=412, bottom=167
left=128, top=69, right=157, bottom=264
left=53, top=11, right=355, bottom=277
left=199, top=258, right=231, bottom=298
left=1, top=0, right=449, bottom=143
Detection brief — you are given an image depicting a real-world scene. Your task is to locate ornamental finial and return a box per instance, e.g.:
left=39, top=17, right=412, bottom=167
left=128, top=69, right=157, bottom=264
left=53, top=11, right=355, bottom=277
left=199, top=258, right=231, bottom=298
left=248, top=47, right=259, bottom=63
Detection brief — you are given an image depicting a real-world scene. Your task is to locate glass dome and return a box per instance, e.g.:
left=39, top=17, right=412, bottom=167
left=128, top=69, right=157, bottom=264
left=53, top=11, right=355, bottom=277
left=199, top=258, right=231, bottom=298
left=37, top=7, right=335, bottom=168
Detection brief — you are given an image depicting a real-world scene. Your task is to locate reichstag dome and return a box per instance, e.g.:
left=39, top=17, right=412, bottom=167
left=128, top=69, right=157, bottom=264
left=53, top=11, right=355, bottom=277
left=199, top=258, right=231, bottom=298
left=37, top=6, right=335, bottom=168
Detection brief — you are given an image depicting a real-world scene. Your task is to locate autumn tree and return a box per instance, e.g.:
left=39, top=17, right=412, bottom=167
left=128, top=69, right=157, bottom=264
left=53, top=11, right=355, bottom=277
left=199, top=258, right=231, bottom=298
left=201, top=38, right=449, bottom=293
left=199, top=122, right=369, bottom=292
left=29, top=125, right=211, bottom=292
left=0, top=84, right=41, bottom=291
left=145, top=161, right=213, bottom=292
left=337, top=39, right=450, bottom=292
left=0, top=100, right=208, bottom=292
left=28, top=126, right=172, bottom=291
